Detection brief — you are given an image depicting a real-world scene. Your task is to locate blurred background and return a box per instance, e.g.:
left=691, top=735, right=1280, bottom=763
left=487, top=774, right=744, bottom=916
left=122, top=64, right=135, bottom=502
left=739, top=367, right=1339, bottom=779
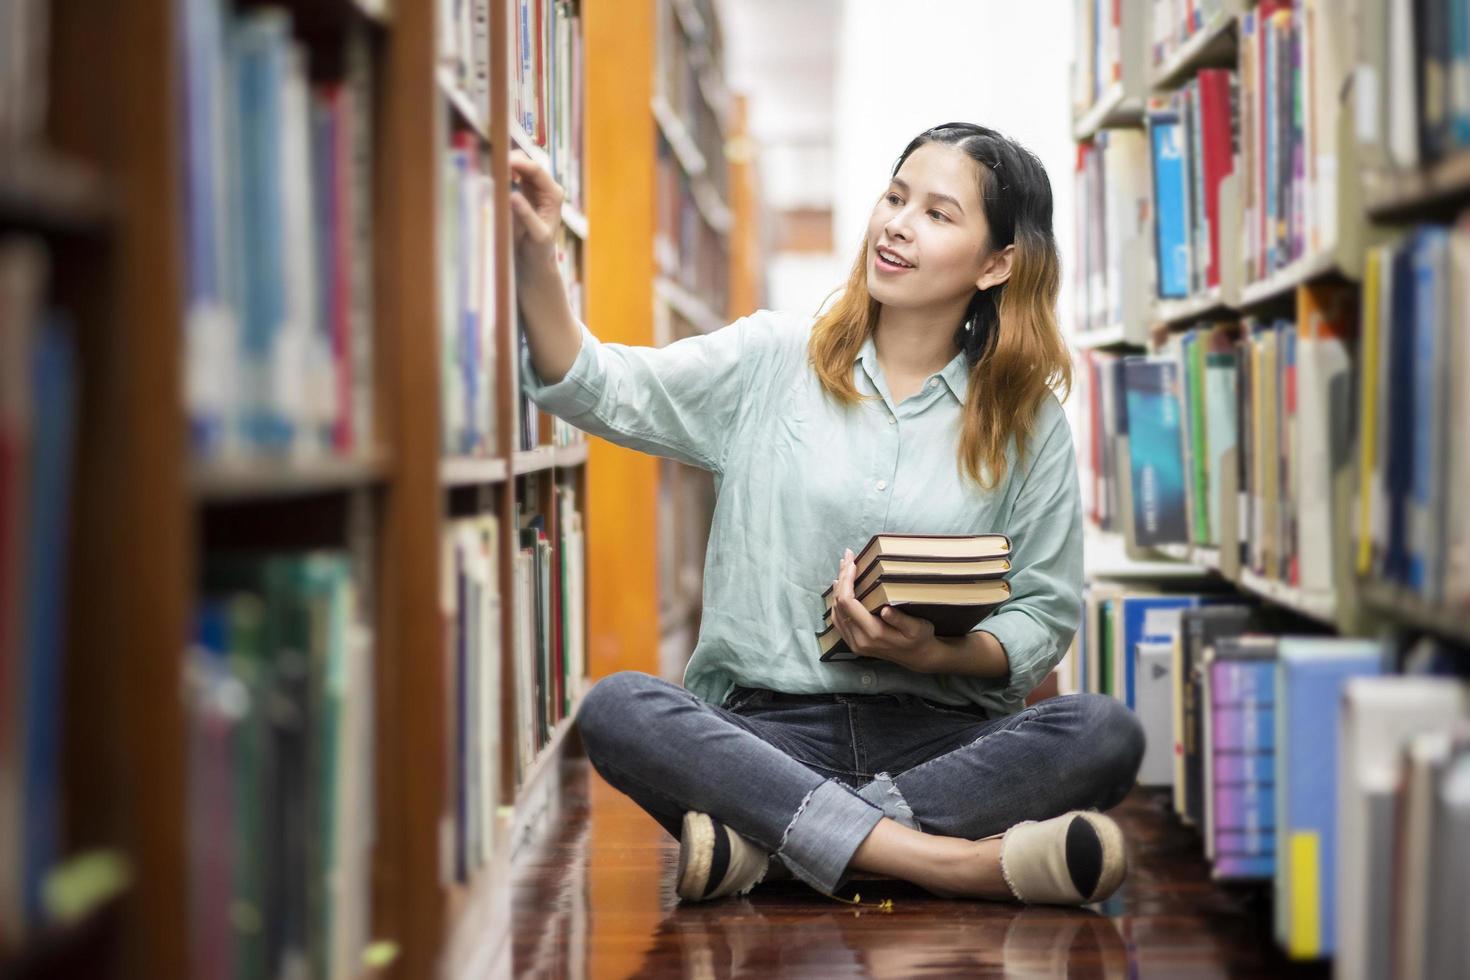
left=1, top=0, right=1467, bottom=977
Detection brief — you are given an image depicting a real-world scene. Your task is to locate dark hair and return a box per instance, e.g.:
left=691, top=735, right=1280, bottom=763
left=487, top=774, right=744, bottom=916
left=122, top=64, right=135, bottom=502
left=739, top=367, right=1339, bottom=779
left=891, top=122, right=1059, bottom=366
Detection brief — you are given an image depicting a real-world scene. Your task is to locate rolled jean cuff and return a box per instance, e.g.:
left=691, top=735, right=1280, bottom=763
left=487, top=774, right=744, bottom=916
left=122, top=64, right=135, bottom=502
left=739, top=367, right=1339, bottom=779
left=775, top=778, right=884, bottom=895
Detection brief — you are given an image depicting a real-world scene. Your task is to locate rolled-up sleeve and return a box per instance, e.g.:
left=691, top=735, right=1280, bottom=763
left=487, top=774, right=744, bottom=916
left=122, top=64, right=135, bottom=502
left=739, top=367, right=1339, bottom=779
left=519, top=314, right=761, bottom=473
left=977, top=405, right=1084, bottom=703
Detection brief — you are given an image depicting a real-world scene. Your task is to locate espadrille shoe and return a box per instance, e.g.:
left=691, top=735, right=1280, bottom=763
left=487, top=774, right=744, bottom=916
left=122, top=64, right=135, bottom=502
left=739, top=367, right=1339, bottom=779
left=996, top=811, right=1127, bottom=906
left=676, top=811, right=773, bottom=901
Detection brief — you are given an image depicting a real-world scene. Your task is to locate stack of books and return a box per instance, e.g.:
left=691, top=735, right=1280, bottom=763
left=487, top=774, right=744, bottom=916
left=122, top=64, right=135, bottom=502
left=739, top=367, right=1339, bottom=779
left=815, top=533, right=1013, bottom=662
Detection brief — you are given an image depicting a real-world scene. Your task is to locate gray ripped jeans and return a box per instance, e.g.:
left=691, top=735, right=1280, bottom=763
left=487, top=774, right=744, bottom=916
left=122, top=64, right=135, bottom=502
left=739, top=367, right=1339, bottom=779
left=575, top=671, right=1145, bottom=895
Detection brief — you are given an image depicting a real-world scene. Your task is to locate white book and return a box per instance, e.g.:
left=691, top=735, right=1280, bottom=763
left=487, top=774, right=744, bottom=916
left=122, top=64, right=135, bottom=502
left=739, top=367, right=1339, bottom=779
left=1386, top=0, right=1420, bottom=170
left=1394, top=731, right=1454, bottom=980
left=1337, top=678, right=1467, bottom=980
left=1135, top=640, right=1175, bottom=787
left=278, top=40, right=324, bottom=455
left=1293, top=330, right=1351, bottom=594
left=1429, top=745, right=1470, bottom=980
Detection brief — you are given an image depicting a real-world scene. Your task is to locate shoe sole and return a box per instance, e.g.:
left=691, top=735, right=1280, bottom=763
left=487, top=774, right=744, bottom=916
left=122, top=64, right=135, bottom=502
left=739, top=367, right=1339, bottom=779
left=677, top=811, right=714, bottom=900
left=1074, top=812, right=1126, bottom=902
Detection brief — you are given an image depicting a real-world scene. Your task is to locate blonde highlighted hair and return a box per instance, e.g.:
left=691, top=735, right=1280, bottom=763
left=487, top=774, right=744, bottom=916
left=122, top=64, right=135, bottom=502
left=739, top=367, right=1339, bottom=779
left=809, top=123, right=1071, bottom=489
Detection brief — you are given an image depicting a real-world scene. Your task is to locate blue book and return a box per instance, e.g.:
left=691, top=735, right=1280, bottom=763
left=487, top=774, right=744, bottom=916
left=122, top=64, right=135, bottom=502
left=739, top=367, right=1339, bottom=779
left=1274, top=639, right=1385, bottom=960
left=1453, top=0, right=1470, bottom=148
left=1117, top=594, right=1199, bottom=709
left=233, top=10, right=293, bottom=452
left=1384, top=240, right=1417, bottom=585
left=1409, top=229, right=1449, bottom=597
left=1150, top=113, right=1190, bottom=298
left=1124, top=358, right=1190, bottom=547
left=21, top=321, right=78, bottom=925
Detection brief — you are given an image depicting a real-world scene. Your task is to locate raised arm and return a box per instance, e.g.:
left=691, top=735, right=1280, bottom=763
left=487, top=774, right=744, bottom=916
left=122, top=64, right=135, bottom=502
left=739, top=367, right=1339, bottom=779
left=509, top=150, right=781, bottom=473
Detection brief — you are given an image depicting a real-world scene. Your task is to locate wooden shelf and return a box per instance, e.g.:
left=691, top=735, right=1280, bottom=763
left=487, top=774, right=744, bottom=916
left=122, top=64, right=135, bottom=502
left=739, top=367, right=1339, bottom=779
left=510, top=443, right=588, bottom=475
left=1365, top=151, right=1470, bottom=220
left=650, top=93, right=733, bottom=233
left=1073, top=83, right=1146, bottom=141
left=350, top=0, right=389, bottom=21
left=1072, top=323, right=1143, bottom=350
left=0, top=157, right=113, bottom=234
left=1360, top=581, right=1470, bottom=645
left=1238, top=251, right=1341, bottom=308
left=1235, top=569, right=1339, bottom=626
left=189, top=452, right=390, bottom=503
left=1084, top=529, right=1212, bottom=579
left=441, top=455, right=509, bottom=486
left=1154, top=287, right=1231, bottom=326
left=1149, top=13, right=1238, bottom=92
left=655, top=276, right=725, bottom=334
left=438, top=67, right=490, bottom=143
left=552, top=442, right=588, bottom=468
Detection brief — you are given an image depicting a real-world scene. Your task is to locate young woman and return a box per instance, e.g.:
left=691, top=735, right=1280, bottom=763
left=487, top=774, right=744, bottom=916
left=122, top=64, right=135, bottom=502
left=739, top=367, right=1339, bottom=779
left=508, top=122, right=1144, bottom=906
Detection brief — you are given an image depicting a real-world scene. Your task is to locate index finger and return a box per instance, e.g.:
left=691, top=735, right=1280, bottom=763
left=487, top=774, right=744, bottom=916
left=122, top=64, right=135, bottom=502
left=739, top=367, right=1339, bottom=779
left=509, top=152, right=556, bottom=190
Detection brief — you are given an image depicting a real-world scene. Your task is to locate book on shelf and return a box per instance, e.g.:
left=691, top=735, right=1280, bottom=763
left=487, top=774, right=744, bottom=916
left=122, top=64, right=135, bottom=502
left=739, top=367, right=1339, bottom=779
left=513, top=0, right=584, bottom=211
left=1174, top=605, right=1255, bottom=825
left=439, top=0, right=492, bottom=123
left=1146, top=68, right=1237, bottom=297
left=179, top=2, right=376, bottom=462
left=1272, top=638, right=1384, bottom=960
left=0, top=0, right=51, bottom=149
left=194, top=552, right=375, bottom=980
left=1070, top=0, right=1125, bottom=115
left=1354, top=0, right=1470, bottom=176
left=1134, top=639, right=1176, bottom=786
left=1123, top=357, right=1190, bottom=547
left=1074, top=129, right=1149, bottom=335
left=1148, top=104, right=1193, bottom=299
left=1237, top=1, right=1346, bottom=282
left=442, top=132, right=500, bottom=458
left=557, top=484, right=587, bottom=715
left=440, top=517, right=502, bottom=886
left=0, top=241, right=77, bottom=942
left=1202, top=635, right=1278, bottom=880
left=815, top=533, right=1012, bottom=662
left=1356, top=222, right=1470, bottom=609
left=1336, top=677, right=1467, bottom=980
left=1148, top=0, right=1230, bottom=69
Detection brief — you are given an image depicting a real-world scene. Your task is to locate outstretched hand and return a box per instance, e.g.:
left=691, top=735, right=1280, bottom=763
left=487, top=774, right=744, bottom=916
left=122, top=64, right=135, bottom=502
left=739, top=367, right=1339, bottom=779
left=829, top=548, right=944, bottom=673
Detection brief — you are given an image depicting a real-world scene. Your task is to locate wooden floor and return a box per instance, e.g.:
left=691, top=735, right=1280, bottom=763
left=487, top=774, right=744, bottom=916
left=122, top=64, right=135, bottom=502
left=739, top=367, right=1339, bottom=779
left=511, top=754, right=1331, bottom=979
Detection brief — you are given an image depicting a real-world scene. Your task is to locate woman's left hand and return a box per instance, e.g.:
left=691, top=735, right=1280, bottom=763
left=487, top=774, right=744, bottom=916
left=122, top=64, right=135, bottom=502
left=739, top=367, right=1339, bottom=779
left=830, top=548, right=945, bottom=673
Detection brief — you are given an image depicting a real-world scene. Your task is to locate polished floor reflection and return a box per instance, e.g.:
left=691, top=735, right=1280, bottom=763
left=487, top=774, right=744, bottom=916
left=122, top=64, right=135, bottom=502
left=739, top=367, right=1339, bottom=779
left=512, top=756, right=1330, bottom=978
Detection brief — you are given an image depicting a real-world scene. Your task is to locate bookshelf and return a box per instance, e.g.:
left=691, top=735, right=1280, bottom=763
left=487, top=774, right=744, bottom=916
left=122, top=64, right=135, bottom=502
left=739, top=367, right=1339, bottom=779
left=1067, top=1, right=1470, bottom=971
left=1, top=0, right=602, bottom=977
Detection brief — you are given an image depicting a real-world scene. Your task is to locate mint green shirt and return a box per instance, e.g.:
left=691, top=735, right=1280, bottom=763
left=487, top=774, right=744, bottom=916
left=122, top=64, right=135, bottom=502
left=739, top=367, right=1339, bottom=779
left=520, top=308, right=1083, bottom=717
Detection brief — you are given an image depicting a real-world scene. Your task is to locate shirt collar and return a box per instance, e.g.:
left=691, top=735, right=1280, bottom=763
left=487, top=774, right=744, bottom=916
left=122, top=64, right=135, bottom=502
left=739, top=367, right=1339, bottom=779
left=854, top=333, right=971, bottom=403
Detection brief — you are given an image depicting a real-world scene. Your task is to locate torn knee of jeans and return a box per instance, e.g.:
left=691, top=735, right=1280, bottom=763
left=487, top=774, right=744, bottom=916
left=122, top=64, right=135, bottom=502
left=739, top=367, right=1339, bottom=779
left=858, top=771, right=917, bottom=831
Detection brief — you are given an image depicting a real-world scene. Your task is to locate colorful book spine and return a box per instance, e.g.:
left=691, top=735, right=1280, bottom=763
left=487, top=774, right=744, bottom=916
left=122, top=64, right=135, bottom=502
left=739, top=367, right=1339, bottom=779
left=1210, top=653, right=1277, bottom=880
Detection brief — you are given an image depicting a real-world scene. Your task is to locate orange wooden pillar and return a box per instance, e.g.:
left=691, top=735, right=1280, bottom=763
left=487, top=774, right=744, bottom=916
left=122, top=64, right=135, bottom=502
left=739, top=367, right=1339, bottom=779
left=583, top=0, right=662, bottom=680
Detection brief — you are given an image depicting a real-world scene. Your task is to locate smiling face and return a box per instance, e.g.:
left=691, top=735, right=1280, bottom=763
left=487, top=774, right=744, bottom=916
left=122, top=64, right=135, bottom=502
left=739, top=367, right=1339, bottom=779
left=865, top=142, right=1005, bottom=315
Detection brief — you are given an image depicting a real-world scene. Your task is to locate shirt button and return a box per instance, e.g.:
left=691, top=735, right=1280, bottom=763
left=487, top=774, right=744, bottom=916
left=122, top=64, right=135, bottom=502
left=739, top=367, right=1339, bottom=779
left=861, top=672, right=875, bottom=686
left=876, top=480, right=887, bottom=491
left=887, top=417, right=896, bottom=425
left=928, top=378, right=939, bottom=389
